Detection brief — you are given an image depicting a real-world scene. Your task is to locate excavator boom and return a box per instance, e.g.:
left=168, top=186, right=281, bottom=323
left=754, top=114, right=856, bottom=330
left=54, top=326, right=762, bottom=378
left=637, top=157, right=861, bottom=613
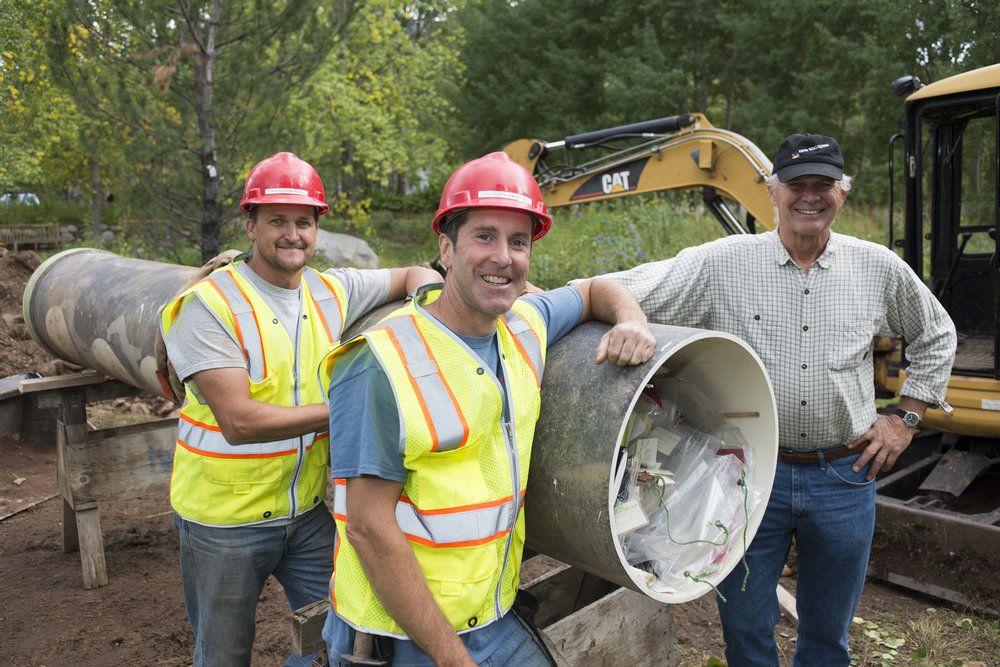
left=503, top=113, right=775, bottom=234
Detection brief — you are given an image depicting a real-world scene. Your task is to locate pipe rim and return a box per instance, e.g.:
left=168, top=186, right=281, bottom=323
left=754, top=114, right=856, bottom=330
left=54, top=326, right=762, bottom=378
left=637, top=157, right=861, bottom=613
left=607, top=328, right=779, bottom=603
left=22, top=247, right=111, bottom=357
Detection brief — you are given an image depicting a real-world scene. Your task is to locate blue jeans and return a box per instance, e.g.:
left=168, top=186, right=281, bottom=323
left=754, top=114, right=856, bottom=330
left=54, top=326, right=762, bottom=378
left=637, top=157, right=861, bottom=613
left=324, top=607, right=551, bottom=666
left=717, top=451, right=876, bottom=667
left=174, top=505, right=336, bottom=667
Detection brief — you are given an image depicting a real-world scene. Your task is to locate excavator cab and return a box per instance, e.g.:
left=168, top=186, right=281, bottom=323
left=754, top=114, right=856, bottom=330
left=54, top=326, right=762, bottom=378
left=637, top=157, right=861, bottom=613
left=872, top=65, right=1000, bottom=614
left=886, top=65, right=1000, bottom=436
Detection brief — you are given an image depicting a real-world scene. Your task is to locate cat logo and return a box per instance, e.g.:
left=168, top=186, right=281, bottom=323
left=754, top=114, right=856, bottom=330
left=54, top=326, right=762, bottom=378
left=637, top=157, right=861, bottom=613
left=602, top=171, right=631, bottom=194
left=570, top=157, right=649, bottom=201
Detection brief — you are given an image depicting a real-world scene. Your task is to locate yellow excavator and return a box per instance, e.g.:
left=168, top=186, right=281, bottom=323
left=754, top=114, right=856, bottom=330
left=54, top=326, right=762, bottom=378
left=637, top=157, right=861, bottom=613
left=502, top=112, right=775, bottom=235
left=502, top=80, right=1000, bottom=610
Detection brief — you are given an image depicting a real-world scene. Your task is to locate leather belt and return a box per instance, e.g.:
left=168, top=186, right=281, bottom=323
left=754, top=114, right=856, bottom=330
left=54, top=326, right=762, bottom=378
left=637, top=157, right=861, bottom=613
left=777, top=441, right=865, bottom=464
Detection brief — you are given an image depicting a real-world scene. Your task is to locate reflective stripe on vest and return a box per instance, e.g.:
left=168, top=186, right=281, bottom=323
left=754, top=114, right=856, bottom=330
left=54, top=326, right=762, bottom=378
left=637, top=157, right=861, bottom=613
left=332, top=480, right=524, bottom=548
left=206, top=271, right=267, bottom=383
left=177, top=413, right=317, bottom=457
left=303, top=271, right=345, bottom=342
left=501, top=310, right=542, bottom=387
left=379, top=314, right=469, bottom=453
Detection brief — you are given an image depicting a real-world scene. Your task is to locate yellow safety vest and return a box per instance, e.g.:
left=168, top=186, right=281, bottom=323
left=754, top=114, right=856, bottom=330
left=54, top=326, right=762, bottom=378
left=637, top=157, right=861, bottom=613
left=160, top=261, right=348, bottom=526
left=321, top=286, right=548, bottom=638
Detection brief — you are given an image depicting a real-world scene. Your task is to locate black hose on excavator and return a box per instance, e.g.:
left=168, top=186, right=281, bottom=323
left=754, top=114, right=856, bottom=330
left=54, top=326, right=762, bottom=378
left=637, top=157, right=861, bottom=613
left=564, top=114, right=696, bottom=149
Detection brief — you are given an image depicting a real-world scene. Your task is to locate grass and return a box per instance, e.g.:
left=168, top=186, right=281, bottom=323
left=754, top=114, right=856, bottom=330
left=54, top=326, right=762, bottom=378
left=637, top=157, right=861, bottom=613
left=849, top=608, right=1000, bottom=667
left=323, top=194, right=897, bottom=288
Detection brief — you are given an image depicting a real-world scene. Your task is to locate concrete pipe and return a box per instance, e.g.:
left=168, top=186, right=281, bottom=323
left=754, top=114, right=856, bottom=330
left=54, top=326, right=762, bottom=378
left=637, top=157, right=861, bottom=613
left=343, top=308, right=779, bottom=604
left=23, top=248, right=197, bottom=397
left=24, top=250, right=778, bottom=603
left=526, top=322, right=777, bottom=603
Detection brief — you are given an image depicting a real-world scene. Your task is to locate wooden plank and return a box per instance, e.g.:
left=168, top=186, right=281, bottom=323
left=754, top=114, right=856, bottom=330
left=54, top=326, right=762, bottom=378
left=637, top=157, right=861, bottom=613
left=776, top=583, right=798, bottom=623
left=76, top=504, right=108, bottom=589
left=62, top=497, right=79, bottom=553
left=884, top=572, right=1000, bottom=617
left=61, top=418, right=176, bottom=503
left=541, top=587, right=679, bottom=667
left=17, top=370, right=106, bottom=394
left=291, top=599, right=330, bottom=657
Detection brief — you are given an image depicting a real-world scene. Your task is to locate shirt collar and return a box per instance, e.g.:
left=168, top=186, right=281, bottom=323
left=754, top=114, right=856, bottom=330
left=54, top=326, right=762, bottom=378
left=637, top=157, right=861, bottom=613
left=769, top=228, right=840, bottom=269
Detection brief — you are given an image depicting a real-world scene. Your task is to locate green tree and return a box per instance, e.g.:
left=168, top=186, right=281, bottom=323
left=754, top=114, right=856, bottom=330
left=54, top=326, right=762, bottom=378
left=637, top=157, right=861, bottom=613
left=49, top=0, right=356, bottom=262
left=281, top=0, right=464, bottom=229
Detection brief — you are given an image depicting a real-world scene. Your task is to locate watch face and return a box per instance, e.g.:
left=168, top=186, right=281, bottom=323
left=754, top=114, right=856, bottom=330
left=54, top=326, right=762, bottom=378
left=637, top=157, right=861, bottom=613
left=902, top=412, right=920, bottom=428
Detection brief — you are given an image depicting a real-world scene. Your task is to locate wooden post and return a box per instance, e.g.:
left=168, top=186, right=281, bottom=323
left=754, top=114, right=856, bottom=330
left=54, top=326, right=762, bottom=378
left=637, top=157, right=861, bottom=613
left=51, top=385, right=175, bottom=589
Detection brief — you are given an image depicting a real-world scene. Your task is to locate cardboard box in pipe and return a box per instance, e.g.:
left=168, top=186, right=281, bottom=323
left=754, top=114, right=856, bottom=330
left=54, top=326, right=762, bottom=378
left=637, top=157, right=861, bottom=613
left=25, top=249, right=778, bottom=603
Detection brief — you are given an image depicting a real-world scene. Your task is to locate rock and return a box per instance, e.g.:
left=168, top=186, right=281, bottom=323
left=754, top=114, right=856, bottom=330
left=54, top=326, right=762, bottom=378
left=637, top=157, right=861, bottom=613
left=100, top=230, right=115, bottom=242
left=14, top=251, right=41, bottom=271
left=0, top=245, right=8, bottom=258
left=314, top=230, right=379, bottom=269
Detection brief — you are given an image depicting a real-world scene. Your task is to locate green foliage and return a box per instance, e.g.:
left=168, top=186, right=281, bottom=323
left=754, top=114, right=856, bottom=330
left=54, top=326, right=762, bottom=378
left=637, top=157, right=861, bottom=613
left=450, top=0, right=999, bottom=207
left=46, top=0, right=356, bottom=259
left=0, top=199, right=87, bottom=227
left=322, top=210, right=439, bottom=269
left=284, top=0, right=462, bottom=229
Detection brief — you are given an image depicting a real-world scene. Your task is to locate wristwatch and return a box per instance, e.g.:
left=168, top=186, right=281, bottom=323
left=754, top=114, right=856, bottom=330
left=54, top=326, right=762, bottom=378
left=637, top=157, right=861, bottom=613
left=894, top=408, right=921, bottom=429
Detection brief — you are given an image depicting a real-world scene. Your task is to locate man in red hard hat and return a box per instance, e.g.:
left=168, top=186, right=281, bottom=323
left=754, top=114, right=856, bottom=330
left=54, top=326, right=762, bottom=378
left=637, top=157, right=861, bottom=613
left=160, top=152, right=441, bottom=666
left=319, top=152, right=657, bottom=665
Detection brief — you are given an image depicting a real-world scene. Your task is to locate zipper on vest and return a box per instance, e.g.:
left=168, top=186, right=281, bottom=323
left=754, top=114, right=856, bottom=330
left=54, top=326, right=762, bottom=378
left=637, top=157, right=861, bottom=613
left=494, top=358, right=521, bottom=621
left=287, top=291, right=306, bottom=517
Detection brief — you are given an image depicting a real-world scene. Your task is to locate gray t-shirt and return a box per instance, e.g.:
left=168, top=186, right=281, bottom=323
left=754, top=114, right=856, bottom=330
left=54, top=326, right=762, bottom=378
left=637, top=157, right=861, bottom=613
left=166, top=260, right=392, bottom=383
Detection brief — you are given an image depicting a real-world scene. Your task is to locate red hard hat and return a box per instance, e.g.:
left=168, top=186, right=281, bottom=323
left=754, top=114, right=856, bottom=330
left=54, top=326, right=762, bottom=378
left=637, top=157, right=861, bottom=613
left=432, top=152, right=552, bottom=240
left=239, top=152, right=329, bottom=216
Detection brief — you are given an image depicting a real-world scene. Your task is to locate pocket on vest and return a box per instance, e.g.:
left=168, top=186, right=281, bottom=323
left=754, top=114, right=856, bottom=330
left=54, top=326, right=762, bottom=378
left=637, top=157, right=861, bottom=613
left=204, top=457, right=283, bottom=495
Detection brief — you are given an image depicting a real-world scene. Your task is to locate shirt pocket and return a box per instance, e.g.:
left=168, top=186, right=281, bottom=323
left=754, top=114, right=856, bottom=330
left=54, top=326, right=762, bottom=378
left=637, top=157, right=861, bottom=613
left=828, top=320, right=875, bottom=372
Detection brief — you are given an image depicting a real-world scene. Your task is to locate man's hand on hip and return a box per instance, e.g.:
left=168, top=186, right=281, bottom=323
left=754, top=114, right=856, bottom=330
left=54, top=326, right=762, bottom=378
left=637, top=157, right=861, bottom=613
left=850, top=414, right=915, bottom=480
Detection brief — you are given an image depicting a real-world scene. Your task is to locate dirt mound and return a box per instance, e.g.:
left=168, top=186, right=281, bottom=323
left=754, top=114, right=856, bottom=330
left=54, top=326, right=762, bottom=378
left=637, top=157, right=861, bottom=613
left=0, top=249, right=59, bottom=379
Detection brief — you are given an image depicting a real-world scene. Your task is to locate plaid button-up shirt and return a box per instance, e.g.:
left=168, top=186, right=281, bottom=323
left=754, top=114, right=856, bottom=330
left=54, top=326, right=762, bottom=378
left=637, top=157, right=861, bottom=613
left=606, top=230, right=956, bottom=450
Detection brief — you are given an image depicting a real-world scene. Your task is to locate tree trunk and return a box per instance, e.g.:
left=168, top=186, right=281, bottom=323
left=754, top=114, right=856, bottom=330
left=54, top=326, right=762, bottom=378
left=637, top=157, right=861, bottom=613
left=341, top=139, right=357, bottom=233
left=88, top=155, right=104, bottom=240
left=194, top=0, right=223, bottom=262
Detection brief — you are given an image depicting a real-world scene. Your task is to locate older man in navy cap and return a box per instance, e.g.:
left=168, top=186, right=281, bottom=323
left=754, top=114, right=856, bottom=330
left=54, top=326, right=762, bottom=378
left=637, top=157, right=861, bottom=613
left=604, top=134, right=956, bottom=666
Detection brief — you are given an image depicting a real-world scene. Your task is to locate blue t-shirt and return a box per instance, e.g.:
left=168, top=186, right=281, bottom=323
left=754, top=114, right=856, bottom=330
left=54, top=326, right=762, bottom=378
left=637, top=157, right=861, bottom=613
left=323, top=287, right=583, bottom=665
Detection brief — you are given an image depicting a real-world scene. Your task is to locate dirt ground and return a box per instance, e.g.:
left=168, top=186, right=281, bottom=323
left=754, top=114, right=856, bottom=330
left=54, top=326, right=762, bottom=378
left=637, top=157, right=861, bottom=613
left=1, top=249, right=997, bottom=665
left=2, top=436, right=997, bottom=666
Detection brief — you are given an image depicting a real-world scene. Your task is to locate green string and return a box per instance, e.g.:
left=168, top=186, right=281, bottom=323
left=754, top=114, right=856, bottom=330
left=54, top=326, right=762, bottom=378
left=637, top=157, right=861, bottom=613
left=738, top=465, right=751, bottom=592
left=653, top=480, right=730, bottom=547
left=687, top=570, right=728, bottom=603
left=650, top=462, right=753, bottom=600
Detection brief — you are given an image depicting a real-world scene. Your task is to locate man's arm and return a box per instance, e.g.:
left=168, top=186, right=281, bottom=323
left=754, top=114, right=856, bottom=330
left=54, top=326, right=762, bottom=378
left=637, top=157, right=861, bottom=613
left=851, top=252, right=957, bottom=479
left=191, top=368, right=328, bottom=444
left=345, top=476, right=475, bottom=667
left=573, top=277, right=656, bottom=366
left=386, top=266, right=443, bottom=301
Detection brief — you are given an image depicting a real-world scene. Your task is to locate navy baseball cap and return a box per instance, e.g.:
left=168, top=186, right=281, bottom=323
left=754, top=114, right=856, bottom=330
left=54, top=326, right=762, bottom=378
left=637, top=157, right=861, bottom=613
left=773, top=133, right=844, bottom=182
